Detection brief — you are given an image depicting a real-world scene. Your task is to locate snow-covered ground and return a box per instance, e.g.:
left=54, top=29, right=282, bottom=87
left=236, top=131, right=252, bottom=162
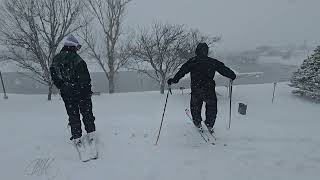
left=0, top=83, right=319, bottom=180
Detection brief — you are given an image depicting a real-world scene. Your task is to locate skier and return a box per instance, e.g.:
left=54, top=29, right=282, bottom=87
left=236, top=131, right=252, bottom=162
left=167, top=43, right=236, bottom=134
left=50, top=35, right=97, bottom=161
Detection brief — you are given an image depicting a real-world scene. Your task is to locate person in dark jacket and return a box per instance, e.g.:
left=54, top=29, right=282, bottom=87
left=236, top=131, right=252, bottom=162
left=168, top=43, right=236, bottom=133
left=50, top=35, right=96, bottom=143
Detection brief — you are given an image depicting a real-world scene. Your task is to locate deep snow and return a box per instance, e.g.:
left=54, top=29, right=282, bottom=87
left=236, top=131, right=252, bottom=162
left=0, top=83, right=319, bottom=180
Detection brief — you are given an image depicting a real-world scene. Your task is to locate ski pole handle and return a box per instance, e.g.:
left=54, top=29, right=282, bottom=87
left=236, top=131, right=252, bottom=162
left=168, top=85, right=172, bottom=95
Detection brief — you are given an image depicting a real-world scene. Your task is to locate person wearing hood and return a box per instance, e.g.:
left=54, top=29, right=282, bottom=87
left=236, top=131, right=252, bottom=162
left=50, top=35, right=96, bottom=151
left=167, top=43, right=236, bottom=133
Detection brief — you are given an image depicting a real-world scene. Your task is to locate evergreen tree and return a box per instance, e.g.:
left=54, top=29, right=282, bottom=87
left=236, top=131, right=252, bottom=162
left=290, top=46, right=320, bottom=102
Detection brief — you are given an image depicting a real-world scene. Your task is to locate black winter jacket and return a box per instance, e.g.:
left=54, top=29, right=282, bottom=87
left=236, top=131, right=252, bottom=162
left=172, top=43, right=236, bottom=91
left=50, top=47, right=92, bottom=96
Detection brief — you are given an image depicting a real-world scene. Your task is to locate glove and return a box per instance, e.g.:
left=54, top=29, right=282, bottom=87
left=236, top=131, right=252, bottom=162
left=232, top=74, right=237, bottom=81
left=167, top=78, right=178, bottom=85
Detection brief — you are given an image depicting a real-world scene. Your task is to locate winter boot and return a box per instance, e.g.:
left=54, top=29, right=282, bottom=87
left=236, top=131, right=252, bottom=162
left=193, top=121, right=204, bottom=132
left=204, top=122, right=215, bottom=135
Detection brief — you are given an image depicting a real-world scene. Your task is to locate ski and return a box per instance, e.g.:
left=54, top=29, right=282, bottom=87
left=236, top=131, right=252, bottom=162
left=198, top=127, right=215, bottom=145
left=208, top=131, right=217, bottom=141
left=72, top=133, right=98, bottom=162
left=185, top=109, right=215, bottom=145
left=199, top=124, right=216, bottom=145
left=195, top=126, right=209, bottom=143
left=73, top=137, right=91, bottom=162
left=86, top=133, right=99, bottom=160
left=204, top=125, right=217, bottom=141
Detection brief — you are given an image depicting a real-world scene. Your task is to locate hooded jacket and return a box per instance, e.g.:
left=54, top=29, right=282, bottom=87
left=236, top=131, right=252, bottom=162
left=171, top=43, right=236, bottom=90
left=50, top=46, right=92, bottom=96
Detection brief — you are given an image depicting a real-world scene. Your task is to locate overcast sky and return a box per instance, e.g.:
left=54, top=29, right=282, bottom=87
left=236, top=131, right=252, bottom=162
left=125, top=0, right=320, bottom=51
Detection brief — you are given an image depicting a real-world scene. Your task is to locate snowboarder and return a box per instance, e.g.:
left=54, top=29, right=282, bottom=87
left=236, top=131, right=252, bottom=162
left=167, top=43, right=236, bottom=133
left=50, top=35, right=97, bottom=161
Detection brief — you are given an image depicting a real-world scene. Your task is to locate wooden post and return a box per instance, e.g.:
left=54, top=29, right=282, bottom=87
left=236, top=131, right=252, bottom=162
left=179, top=87, right=185, bottom=95
left=0, top=71, right=8, bottom=99
left=272, top=82, right=277, bottom=104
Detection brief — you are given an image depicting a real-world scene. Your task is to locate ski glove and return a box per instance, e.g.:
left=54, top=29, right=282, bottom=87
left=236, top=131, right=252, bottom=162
left=231, top=74, right=237, bottom=81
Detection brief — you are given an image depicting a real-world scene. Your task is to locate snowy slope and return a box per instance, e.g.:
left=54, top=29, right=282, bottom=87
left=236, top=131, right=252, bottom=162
left=0, top=83, right=320, bottom=180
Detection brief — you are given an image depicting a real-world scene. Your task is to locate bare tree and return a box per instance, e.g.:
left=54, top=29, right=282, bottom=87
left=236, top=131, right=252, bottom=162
left=0, top=0, right=86, bottom=100
left=129, top=23, right=187, bottom=94
left=130, top=23, right=221, bottom=94
left=81, top=0, right=131, bottom=94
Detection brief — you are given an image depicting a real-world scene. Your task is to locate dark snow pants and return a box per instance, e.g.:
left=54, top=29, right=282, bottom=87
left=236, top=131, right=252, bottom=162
left=62, top=94, right=96, bottom=140
left=190, top=88, right=218, bottom=128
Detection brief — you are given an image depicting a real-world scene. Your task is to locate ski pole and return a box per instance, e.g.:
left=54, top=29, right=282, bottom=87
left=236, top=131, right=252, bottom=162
left=228, top=80, right=233, bottom=129
left=155, top=86, right=172, bottom=145
left=0, top=71, right=8, bottom=99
